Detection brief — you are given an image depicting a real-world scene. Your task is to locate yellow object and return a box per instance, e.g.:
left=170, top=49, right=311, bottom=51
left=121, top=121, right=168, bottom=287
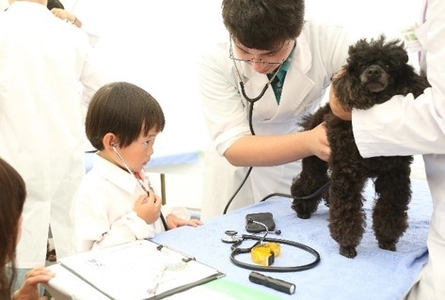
left=251, top=243, right=281, bottom=266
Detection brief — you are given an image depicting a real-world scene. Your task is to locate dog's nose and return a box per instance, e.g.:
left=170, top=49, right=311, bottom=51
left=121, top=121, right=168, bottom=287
left=365, top=65, right=382, bottom=80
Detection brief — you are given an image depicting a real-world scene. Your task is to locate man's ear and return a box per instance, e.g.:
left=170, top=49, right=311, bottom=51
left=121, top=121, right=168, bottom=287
left=103, top=133, right=117, bottom=151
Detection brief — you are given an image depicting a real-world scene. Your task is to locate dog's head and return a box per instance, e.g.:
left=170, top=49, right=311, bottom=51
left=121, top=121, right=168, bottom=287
left=332, top=35, right=424, bottom=110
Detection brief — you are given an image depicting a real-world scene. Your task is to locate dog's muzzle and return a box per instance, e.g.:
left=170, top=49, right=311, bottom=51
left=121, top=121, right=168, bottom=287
left=360, top=64, right=390, bottom=92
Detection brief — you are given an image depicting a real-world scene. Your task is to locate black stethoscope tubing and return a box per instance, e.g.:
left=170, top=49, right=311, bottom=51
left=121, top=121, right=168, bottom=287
left=229, top=234, right=321, bottom=272
left=222, top=58, right=276, bottom=214
left=223, top=74, right=330, bottom=213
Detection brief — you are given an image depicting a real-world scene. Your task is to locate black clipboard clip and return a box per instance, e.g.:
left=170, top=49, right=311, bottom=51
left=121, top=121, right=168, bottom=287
left=156, top=244, right=196, bottom=263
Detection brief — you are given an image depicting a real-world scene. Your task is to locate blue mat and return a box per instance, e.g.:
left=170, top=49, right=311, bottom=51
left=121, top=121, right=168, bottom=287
left=152, top=179, right=432, bottom=300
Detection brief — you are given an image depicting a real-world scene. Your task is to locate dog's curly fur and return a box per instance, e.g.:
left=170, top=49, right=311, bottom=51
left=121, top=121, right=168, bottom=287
left=290, top=35, right=430, bottom=258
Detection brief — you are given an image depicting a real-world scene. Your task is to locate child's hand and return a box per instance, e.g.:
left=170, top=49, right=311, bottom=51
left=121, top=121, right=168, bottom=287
left=133, top=192, right=162, bottom=224
left=166, top=214, right=203, bottom=229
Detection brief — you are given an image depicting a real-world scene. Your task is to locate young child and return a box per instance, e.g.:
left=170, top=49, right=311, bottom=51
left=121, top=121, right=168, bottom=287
left=70, top=81, right=202, bottom=253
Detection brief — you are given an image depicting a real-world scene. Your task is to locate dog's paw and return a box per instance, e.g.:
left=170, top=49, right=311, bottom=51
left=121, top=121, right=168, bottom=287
left=378, top=241, right=397, bottom=251
left=339, top=245, right=357, bottom=258
left=296, top=212, right=312, bottom=219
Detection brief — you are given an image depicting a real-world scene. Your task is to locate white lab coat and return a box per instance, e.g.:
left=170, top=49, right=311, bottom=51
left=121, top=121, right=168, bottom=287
left=71, top=154, right=190, bottom=253
left=198, top=21, right=352, bottom=220
left=350, top=1, right=445, bottom=299
left=0, top=2, right=107, bottom=268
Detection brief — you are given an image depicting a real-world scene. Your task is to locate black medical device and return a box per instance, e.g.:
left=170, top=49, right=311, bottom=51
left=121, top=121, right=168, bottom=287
left=249, top=271, right=296, bottom=295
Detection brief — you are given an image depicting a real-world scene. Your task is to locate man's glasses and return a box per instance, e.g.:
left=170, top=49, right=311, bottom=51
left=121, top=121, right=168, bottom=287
left=229, top=39, right=291, bottom=65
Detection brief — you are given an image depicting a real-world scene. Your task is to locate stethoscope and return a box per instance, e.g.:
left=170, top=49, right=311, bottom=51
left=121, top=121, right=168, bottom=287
left=222, top=219, right=320, bottom=272
left=223, top=42, right=330, bottom=214
left=112, top=144, right=169, bottom=231
left=223, top=48, right=286, bottom=214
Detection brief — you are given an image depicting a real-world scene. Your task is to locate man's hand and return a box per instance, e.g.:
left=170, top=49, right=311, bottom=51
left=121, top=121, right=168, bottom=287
left=308, top=122, right=330, bottom=162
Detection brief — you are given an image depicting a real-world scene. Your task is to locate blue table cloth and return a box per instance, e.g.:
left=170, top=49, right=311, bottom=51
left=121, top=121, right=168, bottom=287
left=152, top=179, right=432, bottom=300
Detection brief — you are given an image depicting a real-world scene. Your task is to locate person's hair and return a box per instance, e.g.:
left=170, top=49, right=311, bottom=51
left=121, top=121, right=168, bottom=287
left=86, top=82, right=166, bottom=149
left=0, top=158, right=26, bottom=299
left=222, top=0, right=305, bottom=50
left=47, top=0, right=65, bottom=10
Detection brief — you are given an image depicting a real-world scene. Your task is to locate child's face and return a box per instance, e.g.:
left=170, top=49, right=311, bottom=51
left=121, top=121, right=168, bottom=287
left=117, top=128, right=159, bottom=173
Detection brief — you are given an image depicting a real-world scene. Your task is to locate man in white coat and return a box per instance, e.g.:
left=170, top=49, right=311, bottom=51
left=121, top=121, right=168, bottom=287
left=198, top=0, right=352, bottom=219
left=330, top=0, right=445, bottom=298
left=0, top=0, right=107, bottom=291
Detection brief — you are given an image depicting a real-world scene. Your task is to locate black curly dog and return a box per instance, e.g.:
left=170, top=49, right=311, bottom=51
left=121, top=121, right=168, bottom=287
left=290, top=35, right=430, bottom=258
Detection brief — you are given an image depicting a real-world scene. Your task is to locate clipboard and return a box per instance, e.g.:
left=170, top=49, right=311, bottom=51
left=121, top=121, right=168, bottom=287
left=56, top=240, right=225, bottom=300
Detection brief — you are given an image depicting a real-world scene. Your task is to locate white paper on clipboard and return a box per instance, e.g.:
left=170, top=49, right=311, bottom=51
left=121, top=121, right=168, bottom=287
left=57, top=240, right=224, bottom=300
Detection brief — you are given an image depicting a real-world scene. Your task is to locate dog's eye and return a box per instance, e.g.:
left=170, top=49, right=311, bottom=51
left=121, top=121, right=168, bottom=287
left=358, top=63, right=368, bottom=70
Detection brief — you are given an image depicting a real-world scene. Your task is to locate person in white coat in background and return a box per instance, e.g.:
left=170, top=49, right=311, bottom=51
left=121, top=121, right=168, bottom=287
left=0, top=0, right=108, bottom=293
left=197, top=0, right=352, bottom=220
left=329, top=0, right=445, bottom=298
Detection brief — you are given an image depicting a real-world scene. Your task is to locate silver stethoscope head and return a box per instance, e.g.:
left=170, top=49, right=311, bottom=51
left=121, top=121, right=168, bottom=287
left=221, top=230, right=243, bottom=243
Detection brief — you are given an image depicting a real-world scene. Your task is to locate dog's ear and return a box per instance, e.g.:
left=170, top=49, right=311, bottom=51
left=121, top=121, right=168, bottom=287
left=385, top=39, right=409, bottom=67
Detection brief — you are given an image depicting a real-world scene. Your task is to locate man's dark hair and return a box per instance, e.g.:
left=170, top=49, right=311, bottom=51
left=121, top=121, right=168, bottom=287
left=222, top=0, right=305, bottom=49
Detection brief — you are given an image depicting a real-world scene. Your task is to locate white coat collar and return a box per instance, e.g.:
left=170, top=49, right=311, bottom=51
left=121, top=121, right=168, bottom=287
left=234, top=31, right=315, bottom=119
left=93, top=153, right=145, bottom=195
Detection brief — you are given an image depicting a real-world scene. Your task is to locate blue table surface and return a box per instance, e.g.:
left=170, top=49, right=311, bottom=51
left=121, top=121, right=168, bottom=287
left=152, top=179, right=432, bottom=300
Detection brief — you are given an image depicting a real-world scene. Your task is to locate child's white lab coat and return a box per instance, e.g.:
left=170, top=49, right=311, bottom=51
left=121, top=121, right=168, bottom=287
left=71, top=154, right=190, bottom=253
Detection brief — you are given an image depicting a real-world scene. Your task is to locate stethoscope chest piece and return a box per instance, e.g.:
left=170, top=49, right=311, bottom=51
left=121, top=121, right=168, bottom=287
left=221, top=230, right=243, bottom=243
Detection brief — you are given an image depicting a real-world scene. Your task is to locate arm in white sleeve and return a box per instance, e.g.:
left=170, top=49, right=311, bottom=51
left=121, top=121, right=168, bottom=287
left=352, top=1, right=445, bottom=158
left=73, top=199, right=154, bottom=253
left=77, top=33, right=110, bottom=106
left=352, top=89, right=445, bottom=157
left=90, top=211, right=154, bottom=250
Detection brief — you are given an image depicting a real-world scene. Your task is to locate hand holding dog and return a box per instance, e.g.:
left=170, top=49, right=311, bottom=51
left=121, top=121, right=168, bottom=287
left=308, top=122, right=331, bottom=162
left=329, top=69, right=352, bottom=121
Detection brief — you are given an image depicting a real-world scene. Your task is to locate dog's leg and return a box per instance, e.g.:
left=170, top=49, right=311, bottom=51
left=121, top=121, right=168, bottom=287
left=291, top=105, right=330, bottom=219
left=372, top=159, right=412, bottom=251
left=291, top=155, right=329, bottom=219
left=328, top=170, right=367, bottom=259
